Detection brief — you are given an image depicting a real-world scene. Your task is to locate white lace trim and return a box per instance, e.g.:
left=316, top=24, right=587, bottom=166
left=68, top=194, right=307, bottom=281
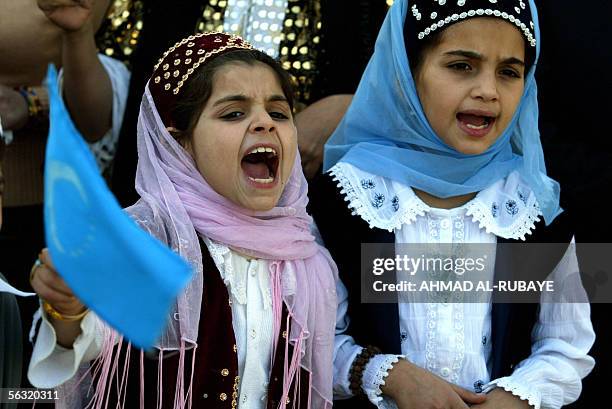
left=329, top=164, right=428, bottom=232
left=425, top=302, right=437, bottom=373
left=465, top=198, right=541, bottom=241
left=329, top=163, right=543, bottom=240
left=450, top=304, right=465, bottom=384
left=203, top=238, right=247, bottom=304
left=363, top=354, right=404, bottom=404
left=484, top=377, right=541, bottom=409
left=258, top=262, right=273, bottom=310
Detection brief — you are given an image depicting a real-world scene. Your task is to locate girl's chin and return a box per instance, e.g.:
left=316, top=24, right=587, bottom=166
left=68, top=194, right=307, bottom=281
left=444, top=131, right=500, bottom=155
left=239, top=196, right=281, bottom=212
left=234, top=182, right=283, bottom=212
left=450, top=139, right=494, bottom=155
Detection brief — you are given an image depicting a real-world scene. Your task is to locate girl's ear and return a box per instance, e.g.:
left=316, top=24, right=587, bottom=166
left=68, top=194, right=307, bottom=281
left=166, top=126, right=193, bottom=153
left=166, top=126, right=180, bottom=135
left=166, top=126, right=183, bottom=142
left=182, top=138, right=194, bottom=155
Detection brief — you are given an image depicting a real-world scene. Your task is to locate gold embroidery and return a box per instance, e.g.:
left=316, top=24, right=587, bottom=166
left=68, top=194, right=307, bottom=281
left=196, top=0, right=227, bottom=33
left=277, top=0, right=323, bottom=106
left=96, top=0, right=144, bottom=67
left=231, top=376, right=240, bottom=408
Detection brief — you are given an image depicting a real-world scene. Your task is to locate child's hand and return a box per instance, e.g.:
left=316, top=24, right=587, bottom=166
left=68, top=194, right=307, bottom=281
left=30, top=248, right=86, bottom=318
left=37, top=0, right=94, bottom=33
left=382, top=359, right=487, bottom=409
left=0, top=84, right=28, bottom=131
left=470, top=388, right=532, bottom=409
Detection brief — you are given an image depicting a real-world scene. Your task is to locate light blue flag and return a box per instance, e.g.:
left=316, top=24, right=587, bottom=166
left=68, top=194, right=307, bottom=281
left=43, top=65, right=192, bottom=349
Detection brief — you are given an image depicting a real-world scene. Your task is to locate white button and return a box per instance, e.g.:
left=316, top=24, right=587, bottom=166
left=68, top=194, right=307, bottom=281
left=440, top=367, right=451, bottom=377
left=250, top=329, right=257, bottom=339
left=440, top=219, right=450, bottom=229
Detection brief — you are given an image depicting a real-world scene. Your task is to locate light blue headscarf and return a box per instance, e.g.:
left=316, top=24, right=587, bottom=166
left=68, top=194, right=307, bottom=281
left=323, top=0, right=561, bottom=224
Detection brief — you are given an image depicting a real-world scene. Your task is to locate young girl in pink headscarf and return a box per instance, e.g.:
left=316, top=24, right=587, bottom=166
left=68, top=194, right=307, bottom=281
left=28, top=32, right=341, bottom=409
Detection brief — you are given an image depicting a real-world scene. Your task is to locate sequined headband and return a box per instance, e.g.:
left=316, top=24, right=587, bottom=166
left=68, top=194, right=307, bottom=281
left=149, top=32, right=254, bottom=126
left=408, top=0, right=536, bottom=47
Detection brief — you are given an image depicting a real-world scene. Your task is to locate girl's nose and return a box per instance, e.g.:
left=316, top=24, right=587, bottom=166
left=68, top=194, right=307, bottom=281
left=249, top=111, right=276, bottom=134
left=471, top=72, right=499, bottom=102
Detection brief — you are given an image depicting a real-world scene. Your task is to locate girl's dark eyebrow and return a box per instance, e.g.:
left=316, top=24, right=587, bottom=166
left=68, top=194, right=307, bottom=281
left=268, top=95, right=289, bottom=103
left=213, top=95, right=247, bottom=106
left=213, top=94, right=288, bottom=106
left=500, top=57, right=525, bottom=66
left=443, top=50, right=525, bottom=66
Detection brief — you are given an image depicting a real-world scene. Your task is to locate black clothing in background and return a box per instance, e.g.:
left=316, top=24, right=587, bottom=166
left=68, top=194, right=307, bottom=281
left=535, top=1, right=612, bottom=407
left=310, top=0, right=388, bottom=100
left=111, top=0, right=204, bottom=207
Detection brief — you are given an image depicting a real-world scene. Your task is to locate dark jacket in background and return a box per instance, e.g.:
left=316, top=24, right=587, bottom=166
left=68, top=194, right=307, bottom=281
left=536, top=2, right=612, bottom=407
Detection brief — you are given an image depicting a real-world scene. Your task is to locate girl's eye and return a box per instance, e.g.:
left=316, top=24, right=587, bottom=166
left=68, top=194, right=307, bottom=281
left=220, top=111, right=244, bottom=120
left=500, top=68, right=521, bottom=79
left=269, top=111, right=289, bottom=120
left=449, top=62, right=472, bottom=72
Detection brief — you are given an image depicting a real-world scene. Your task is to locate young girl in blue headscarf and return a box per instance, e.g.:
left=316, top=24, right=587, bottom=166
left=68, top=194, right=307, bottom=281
left=313, top=0, right=595, bottom=408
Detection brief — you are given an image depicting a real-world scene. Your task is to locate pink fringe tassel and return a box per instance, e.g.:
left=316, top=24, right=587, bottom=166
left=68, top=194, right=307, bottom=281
left=270, top=261, right=283, bottom=368
left=270, top=260, right=311, bottom=409
left=185, top=344, right=197, bottom=409
left=140, top=350, right=145, bottom=409
left=157, top=350, right=164, bottom=409
left=52, top=322, right=199, bottom=409
left=173, top=340, right=186, bottom=409
left=116, top=343, right=131, bottom=409
left=85, top=329, right=120, bottom=409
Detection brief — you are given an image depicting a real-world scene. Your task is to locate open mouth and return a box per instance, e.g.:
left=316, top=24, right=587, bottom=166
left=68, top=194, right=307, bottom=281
left=456, top=112, right=496, bottom=133
left=241, top=146, right=280, bottom=185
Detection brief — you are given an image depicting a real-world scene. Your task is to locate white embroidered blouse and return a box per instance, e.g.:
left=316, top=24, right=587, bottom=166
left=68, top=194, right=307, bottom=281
left=329, top=162, right=595, bottom=409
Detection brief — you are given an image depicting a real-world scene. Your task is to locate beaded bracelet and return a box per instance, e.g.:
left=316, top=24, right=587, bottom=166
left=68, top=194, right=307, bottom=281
left=349, top=345, right=382, bottom=396
left=17, top=86, right=44, bottom=118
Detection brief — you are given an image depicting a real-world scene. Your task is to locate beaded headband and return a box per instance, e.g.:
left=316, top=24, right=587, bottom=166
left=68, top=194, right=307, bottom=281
left=149, top=32, right=254, bottom=127
left=408, top=0, right=536, bottom=47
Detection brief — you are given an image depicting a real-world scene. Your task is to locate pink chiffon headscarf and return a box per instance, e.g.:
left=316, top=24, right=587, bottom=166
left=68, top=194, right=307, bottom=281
left=94, top=57, right=339, bottom=408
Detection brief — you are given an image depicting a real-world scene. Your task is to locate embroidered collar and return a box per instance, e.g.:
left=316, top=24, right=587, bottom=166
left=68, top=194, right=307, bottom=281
left=203, top=237, right=271, bottom=308
left=329, top=162, right=542, bottom=240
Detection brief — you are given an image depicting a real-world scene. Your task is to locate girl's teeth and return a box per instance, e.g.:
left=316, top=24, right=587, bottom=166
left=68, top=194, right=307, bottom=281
left=249, top=176, right=274, bottom=184
left=249, top=147, right=277, bottom=155
left=466, top=123, right=488, bottom=130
